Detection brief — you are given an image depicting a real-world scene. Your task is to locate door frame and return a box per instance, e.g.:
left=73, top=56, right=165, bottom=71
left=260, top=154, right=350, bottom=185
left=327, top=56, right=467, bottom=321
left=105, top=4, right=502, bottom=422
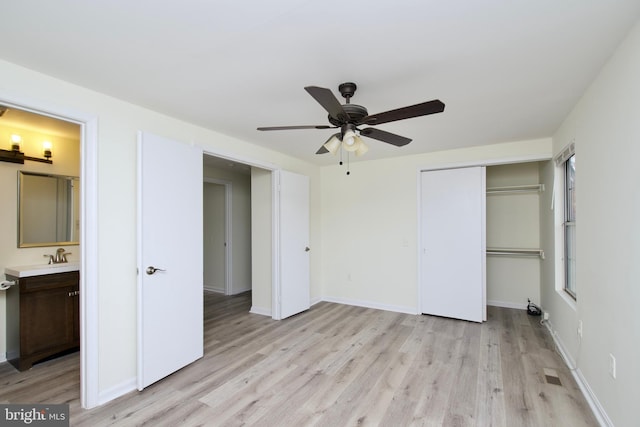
left=0, top=94, right=99, bottom=408
left=203, top=178, right=232, bottom=295
left=202, top=149, right=285, bottom=319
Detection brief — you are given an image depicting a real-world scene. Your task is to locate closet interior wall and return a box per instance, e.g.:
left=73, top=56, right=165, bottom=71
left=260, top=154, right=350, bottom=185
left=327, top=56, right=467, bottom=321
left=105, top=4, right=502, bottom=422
left=486, top=162, right=544, bottom=309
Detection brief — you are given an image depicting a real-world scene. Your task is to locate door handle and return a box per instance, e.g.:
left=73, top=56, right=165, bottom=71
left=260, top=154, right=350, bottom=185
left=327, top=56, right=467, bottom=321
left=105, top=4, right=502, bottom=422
left=146, top=266, right=166, bottom=275
left=305, top=246, right=310, bottom=252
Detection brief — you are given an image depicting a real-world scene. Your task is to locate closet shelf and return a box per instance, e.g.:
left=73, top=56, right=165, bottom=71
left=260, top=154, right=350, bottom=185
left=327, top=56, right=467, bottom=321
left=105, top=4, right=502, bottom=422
left=486, top=184, right=544, bottom=195
left=486, top=247, right=545, bottom=259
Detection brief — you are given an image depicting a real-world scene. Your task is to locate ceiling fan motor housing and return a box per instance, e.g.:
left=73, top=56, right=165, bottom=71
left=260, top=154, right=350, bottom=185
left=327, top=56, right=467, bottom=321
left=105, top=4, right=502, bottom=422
left=328, top=104, right=368, bottom=126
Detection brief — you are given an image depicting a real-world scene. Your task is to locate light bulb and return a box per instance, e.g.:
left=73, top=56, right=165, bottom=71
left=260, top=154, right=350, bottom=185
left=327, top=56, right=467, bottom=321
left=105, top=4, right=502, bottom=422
left=342, top=130, right=359, bottom=152
left=43, top=141, right=52, bottom=159
left=10, top=134, right=21, bottom=151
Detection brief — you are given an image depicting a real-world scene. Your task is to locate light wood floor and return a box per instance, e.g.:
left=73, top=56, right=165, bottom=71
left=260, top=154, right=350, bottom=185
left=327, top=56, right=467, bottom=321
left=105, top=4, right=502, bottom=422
left=1, top=292, right=598, bottom=426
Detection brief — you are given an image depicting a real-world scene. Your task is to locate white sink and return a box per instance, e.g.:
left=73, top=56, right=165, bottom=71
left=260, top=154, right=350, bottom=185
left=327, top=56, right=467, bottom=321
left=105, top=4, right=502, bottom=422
left=5, top=261, right=80, bottom=278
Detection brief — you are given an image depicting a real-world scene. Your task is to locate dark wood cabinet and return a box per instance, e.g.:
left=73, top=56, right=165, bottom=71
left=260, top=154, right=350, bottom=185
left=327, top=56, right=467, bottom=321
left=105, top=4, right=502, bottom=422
left=5, top=271, right=80, bottom=371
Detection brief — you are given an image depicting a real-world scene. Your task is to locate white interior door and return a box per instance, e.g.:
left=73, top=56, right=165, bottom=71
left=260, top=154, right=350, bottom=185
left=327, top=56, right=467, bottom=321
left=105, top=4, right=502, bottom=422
left=420, top=166, right=486, bottom=322
left=203, top=182, right=226, bottom=293
left=137, top=131, right=203, bottom=390
left=277, top=170, right=310, bottom=319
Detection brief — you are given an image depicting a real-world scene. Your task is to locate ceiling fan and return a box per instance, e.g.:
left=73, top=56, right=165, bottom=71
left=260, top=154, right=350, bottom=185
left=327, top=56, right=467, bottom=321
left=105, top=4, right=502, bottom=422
left=257, top=82, right=445, bottom=157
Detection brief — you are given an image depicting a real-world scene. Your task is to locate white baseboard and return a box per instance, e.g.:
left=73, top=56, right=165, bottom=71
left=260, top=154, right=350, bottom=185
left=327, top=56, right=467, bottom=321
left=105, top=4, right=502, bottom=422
left=310, top=296, right=322, bottom=306
left=97, top=377, right=137, bottom=406
left=0, top=353, right=6, bottom=364
left=204, top=286, right=224, bottom=293
left=322, top=296, right=418, bottom=315
left=543, top=320, right=612, bottom=427
left=250, top=306, right=271, bottom=317
left=232, top=285, right=251, bottom=294
left=487, top=300, right=528, bottom=310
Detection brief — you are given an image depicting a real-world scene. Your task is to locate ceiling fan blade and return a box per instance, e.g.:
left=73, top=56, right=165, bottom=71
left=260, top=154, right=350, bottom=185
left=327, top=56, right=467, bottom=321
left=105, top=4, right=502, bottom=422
left=359, top=99, right=445, bottom=126
left=304, top=86, right=350, bottom=122
left=360, top=127, right=412, bottom=147
left=257, top=125, right=333, bottom=131
left=316, top=133, right=341, bottom=154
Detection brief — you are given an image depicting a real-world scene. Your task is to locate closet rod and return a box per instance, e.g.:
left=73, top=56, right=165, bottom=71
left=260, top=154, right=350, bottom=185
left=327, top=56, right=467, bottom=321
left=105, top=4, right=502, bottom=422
left=486, top=184, right=544, bottom=194
left=486, top=248, right=545, bottom=259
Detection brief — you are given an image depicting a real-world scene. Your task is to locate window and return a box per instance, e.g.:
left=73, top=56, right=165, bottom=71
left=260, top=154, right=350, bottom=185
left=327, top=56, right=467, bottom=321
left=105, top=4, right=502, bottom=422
left=564, top=154, right=576, bottom=298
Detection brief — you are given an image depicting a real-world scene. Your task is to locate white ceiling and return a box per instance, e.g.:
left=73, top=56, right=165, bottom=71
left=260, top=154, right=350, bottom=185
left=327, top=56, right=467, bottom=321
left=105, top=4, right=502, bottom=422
left=2, top=1, right=639, bottom=166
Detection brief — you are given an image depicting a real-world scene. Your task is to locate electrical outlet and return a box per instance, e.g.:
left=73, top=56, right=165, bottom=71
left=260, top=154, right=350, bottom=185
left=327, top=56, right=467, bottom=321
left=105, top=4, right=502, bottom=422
left=577, top=320, right=583, bottom=338
left=609, top=353, right=616, bottom=379
left=543, top=312, right=549, bottom=321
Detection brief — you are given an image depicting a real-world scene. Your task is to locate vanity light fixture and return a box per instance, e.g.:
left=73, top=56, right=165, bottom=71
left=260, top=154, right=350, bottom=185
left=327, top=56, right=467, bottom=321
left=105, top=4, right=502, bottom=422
left=0, top=134, right=53, bottom=164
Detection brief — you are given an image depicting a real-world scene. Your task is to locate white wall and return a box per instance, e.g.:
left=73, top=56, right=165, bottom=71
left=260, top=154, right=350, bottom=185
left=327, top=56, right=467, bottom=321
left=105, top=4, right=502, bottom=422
left=203, top=165, right=252, bottom=295
left=320, top=139, right=551, bottom=313
left=486, top=162, right=543, bottom=309
left=0, top=122, right=80, bottom=361
left=541, top=20, right=640, bottom=427
left=0, top=58, right=321, bottom=401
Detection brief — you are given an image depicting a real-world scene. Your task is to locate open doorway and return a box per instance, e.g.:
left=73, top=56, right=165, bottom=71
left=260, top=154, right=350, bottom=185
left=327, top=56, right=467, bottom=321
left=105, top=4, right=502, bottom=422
left=0, top=103, right=86, bottom=386
left=203, top=156, right=252, bottom=296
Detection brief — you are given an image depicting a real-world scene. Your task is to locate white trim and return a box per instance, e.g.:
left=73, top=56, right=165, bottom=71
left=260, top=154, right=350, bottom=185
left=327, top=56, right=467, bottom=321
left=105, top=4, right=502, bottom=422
left=203, top=178, right=233, bottom=295
left=554, top=140, right=576, bottom=166
left=97, top=377, right=137, bottom=407
left=272, top=170, right=282, bottom=320
left=203, top=285, right=225, bottom=293
left=135, top=131, right=144, bottom=391
left=543, top=320, right=612, bottom=427
left=487, top=300, right=528, bottom=310
left=80, top=116, right=99, bottom=409
left=249, top=306, right=271, bottom=316
left=0, top=94, right=100, bottom=409
left=202, top=147, right=278, bottom=171
left=0, top=354, right=6, bottom=363
left=322, top=296, right=418, bottom=315
left=418, top=152, right=552, bottom=173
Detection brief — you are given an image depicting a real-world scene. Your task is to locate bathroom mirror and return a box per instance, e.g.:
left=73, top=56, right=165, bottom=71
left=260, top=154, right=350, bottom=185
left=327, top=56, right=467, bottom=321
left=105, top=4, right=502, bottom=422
left=18, top=171, right=80, bottom=248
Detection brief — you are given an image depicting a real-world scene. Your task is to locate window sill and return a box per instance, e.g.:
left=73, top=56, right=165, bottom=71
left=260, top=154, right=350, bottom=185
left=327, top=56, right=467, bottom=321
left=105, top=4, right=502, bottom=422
left=557, top=288, right=577, bottom=311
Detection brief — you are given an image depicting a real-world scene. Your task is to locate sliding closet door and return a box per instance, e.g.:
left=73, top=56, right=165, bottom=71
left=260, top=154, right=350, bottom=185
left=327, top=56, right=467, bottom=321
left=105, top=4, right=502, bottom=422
left=420, top=167, right=486, bottom=322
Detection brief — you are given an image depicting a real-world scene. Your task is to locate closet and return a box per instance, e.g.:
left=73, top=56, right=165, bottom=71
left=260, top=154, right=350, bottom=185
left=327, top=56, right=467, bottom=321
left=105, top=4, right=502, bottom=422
left=420, top=162, right=545, bottom=322
left=486, top=162, right=544, bottom=309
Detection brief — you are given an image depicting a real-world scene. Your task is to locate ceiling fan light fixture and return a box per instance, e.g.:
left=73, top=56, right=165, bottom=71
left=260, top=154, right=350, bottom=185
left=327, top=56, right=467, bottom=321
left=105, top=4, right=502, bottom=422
left=355, top=140, right=368, bottom=157
left=323, top=135, right=342, bottom=155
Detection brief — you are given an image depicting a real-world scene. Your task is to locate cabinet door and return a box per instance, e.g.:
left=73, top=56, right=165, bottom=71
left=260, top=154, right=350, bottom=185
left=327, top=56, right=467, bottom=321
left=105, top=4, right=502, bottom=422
left=19, top=272, right=80, bottom=363
left=21, top=285, right=77, bottom=356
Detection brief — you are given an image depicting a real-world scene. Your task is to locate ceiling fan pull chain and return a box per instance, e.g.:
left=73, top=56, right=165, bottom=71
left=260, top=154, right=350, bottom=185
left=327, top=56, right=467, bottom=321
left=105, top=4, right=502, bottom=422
left=346, top=152, right=351, bottom=175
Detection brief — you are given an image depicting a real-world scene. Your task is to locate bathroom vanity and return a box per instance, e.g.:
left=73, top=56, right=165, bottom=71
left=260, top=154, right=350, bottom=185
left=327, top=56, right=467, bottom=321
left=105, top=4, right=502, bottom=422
left=5, top=263, right=80, bottom=371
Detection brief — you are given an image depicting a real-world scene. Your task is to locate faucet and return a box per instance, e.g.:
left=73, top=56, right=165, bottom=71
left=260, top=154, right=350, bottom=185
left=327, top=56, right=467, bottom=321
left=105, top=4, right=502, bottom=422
left=55, top=248, right=69, bottom=263
left=44, top=248, right=71, bottom=264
